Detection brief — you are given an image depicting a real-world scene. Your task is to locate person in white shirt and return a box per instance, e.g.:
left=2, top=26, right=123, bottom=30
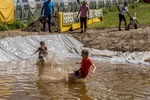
left=117, top=2, right=131, bottom=31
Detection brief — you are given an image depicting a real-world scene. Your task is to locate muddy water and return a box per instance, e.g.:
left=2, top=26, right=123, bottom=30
left=0, top=58, right=150, bottom=100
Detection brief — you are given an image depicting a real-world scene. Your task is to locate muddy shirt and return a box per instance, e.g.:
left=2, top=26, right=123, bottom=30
left=80, top=57, right=93, bottom=78
left=38, top=47, right=47, bottom=57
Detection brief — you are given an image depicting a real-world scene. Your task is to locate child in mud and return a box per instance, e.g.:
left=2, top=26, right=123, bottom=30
left=127, top=12, right=140, bottom=30
left=69, top=49, right=96, bottom=81
left=31, top=41, right=48, bottom=63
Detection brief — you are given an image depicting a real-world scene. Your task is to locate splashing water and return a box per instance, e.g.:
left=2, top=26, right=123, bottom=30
left=37, top=54, right=69, bottom=83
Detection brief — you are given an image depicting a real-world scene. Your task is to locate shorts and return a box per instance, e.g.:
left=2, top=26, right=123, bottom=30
left=39, top=54, right=45, bottom=62
left=74, top=70, right=80, bottom=77
left=119, top=14, right=126, bottom=22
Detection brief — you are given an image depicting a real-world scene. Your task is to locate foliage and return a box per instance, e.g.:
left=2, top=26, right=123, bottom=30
left=0, top=24, right=9, bottom=31
left=0, top=19, right=26, bottom=31
left=8, top=19, right=26, bottom=30
left=13, top=19, right=26, bottom=29
left=128, top=3, right=140, bottom=9
left=26, top=17, right=38, bottom=26
left=102, top=5, right=117, bottom=14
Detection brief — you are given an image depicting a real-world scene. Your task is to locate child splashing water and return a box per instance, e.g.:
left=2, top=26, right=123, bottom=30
left=31, top=41, right=48, bottom=63
left=68, top=49, right=96, bottom=82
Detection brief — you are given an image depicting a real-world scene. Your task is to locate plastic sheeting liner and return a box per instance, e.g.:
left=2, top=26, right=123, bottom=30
left=0, top=34, right=83, bottom=62
left=0, top=0, right=14, bottom=23
left=0, top=34, right=150, bottom=66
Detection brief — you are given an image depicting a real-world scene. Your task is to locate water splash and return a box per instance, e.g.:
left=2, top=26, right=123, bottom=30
left=37, top=54, right=69, bottom=83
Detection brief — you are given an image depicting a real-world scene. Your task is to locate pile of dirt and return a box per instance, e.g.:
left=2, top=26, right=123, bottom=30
left=23, top=16, right=59, bottom=32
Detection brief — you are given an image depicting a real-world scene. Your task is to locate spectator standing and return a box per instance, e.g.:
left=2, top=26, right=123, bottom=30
left=41, top=0, right=54, bottom=32
left=77, top=1, right=90, bottom=33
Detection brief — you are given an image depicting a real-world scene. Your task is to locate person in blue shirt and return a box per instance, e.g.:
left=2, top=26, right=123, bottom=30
left=41, top=0, right=54, bottom=32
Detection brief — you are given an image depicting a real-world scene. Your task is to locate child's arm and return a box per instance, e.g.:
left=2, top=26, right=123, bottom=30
left=87, top=6, right=90, bottom=19
left=127, top=11, right=132, bottom=19
left=116, top=5, right=120, bottom=12
left=41, top=3, right=44, bottom=17
left=76, top=61, right=82, bottom=64
left=77, top=6, right=81, bottom=18
left=91, top=63, right=96, bottom=73
left=31, top=50, right=38, bottom=56
left=43, top=47, right=48, bottom=55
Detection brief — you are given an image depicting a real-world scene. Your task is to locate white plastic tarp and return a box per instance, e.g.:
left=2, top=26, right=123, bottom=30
left=0, top=34, right=83, bottom=62
left=0, top=34, right=150, bottom=66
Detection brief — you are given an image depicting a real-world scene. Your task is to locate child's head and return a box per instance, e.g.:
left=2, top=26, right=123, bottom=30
left=40, top=41, right=45, bottom=47
left=81, top=49, right=89, bottom=58
left=82, top=0, right=87, bottom=5
left=124, top=2, right=128, bottom=6
left=133, top=12, right=136, bottom=17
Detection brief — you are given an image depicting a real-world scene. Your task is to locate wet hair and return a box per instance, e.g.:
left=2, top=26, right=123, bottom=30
left=82, top=49, right=89, bottom=55
left=40, top=41, right=45, bottom=45
left=82, top=0, right=87, bottom=5
left=124, top=1, right=128, bottom=5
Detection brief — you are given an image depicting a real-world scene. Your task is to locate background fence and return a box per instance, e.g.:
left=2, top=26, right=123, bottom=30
left=13, top=0, right=138, bottom=21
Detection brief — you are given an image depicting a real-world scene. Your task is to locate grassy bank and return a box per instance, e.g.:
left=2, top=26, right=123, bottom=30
left=0, top=18, right=37, bottom=31
left=89, top=3, right=150, bottom=29
left=0, top=3, right=149, bottom=31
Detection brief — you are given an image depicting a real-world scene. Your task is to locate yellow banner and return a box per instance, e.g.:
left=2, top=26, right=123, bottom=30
left=0, top=0, right=14, bottom=23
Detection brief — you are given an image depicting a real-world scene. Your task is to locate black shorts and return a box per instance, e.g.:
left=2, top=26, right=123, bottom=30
left=80, top=17, right=87, bottom=28
left=39, top=55, right=44, bottom=62
left=119, top=14, right=126, bottom=22
left=74, top=70, right=80, bottom=77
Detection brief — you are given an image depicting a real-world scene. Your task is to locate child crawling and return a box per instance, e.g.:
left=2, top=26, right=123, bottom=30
left=31, top=41, right=48, bottom=63
left=69, top=49, right=96, bottom=81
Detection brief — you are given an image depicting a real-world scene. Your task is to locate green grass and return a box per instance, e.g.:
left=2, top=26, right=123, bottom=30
left=89, top=3, right=150, bottom=29
left=0, top=19, right=26, bottom=31
left=0, top=3, right=149, bottom=31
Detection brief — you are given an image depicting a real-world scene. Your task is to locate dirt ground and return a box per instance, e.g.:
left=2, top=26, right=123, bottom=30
left=23, top=16, right=59, bottom=32
left=71, top=26, right=150, bottom=52
left=0, top=25, right=150, bottom=53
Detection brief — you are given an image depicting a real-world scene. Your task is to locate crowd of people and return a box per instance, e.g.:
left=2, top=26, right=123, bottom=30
left=36, top=0, right=140, bottom=81
left=41, top=0, right=139, bottom=33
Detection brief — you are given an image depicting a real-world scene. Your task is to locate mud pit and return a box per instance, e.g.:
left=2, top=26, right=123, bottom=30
left=0, top=24, right=150, bottom=99
left=0, top=59, right=150, bottom=99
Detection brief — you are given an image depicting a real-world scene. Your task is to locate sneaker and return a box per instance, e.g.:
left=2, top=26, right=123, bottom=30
left=125, top=28, right=129, bottom=31
left=80, top=30, right=83, bottom=33
left=118, top=28, right=122, bottom=31
left=84, top=30, right=86, bottom=33
left=49, top=30, right=52, bottom=33
left=41, top=28, right=45, bottom=32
